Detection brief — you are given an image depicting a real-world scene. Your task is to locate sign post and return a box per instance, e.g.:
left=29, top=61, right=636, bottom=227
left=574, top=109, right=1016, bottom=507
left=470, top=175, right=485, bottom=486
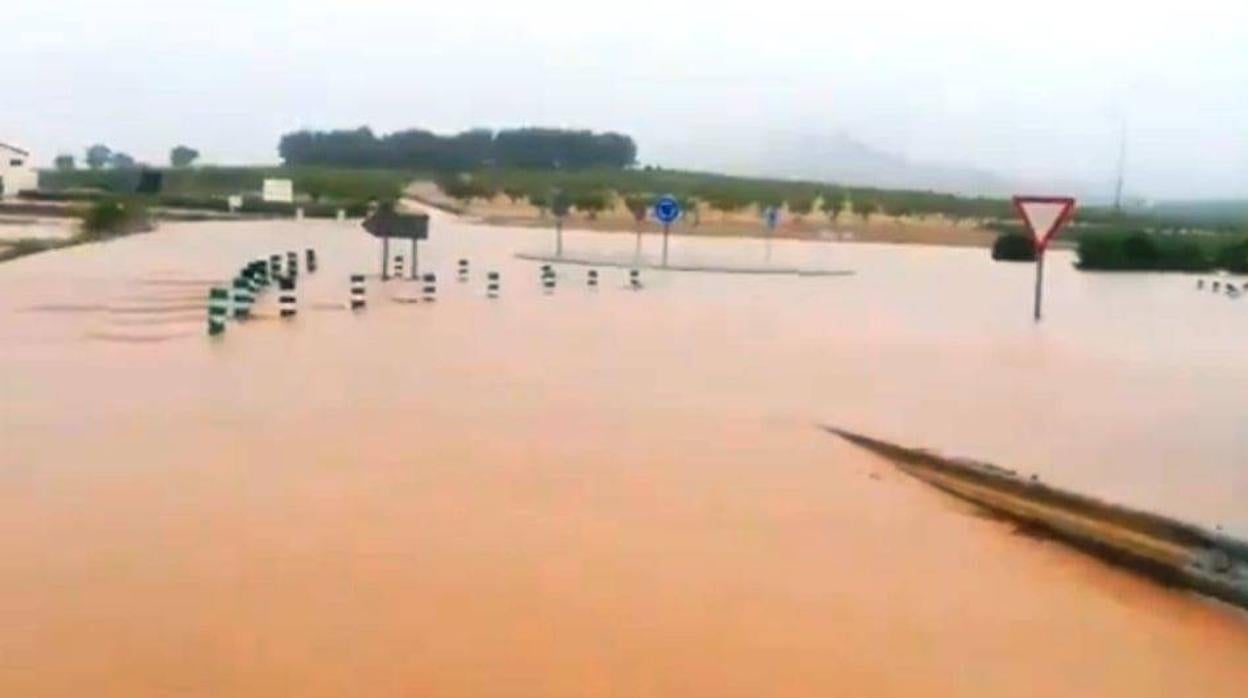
left=654, top=195, right=681, bottom=268
left=361, top=207, right=430, bottom=281
left=1013, top=196, right=1076, bottom=322
left=763, top=206, right=780, bottom=263
left=551, top=189, right=570, bottom=258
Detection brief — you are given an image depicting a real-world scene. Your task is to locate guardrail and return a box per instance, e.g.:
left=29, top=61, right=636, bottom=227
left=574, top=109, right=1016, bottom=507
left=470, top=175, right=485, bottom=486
left=822, top=425, right=1248, bottom=611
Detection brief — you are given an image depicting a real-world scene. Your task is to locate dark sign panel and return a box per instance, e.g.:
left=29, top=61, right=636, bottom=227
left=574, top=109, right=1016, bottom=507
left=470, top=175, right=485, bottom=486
left=361, top=209, right=429, bottom=240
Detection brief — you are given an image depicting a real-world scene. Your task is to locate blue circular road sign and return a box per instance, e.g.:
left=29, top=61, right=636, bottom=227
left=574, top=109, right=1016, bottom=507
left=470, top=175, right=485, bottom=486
left=654, top=195, right=681, bottom=225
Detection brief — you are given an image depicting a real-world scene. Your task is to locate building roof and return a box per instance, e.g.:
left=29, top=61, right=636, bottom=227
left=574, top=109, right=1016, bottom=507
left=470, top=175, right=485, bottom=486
left=0, top=142, right=31, bottom=156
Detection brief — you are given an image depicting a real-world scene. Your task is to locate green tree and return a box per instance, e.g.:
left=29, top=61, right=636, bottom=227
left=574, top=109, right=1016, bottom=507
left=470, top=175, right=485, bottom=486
left=679, top=195, right=700, bottom=226
left=85, top=144, right=112, bottom=170
left=821, top=193, right=846, bottom=221
left=170, top=145, right=200, bottom=168
left=624, top=194, right=650, bottom=224
left=572, top=190, right=610, bottom=219
left=110, top=152, right=136, bottom=169
left=787, top=194, right=815, bottom=220
left=708, top=193, right=744, bottom=220
left=858, top=200, right=879, bottom=223
left=54, top=154, right=75, bottom=171
left=502, top=186, right=525, bottom=203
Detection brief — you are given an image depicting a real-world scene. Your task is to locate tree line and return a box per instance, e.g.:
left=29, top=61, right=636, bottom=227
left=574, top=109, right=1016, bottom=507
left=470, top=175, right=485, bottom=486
left=277, top=127, right=637, bottom=171
left=54, top=145, right=201, bottom=171
left=433, top=168, right=1016, bottom=223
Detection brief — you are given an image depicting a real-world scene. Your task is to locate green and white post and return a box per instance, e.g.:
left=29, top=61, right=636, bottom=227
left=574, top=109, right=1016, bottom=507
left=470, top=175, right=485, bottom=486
left=232, top=276, right=254, bottom=319
left=207, top=287, right=229, bottom=336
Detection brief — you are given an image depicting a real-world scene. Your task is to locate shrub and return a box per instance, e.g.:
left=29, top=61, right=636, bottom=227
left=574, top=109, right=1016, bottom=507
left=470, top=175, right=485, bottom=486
left=80, top=198, right=152, bottom=239
left=1121, top=232, right=1160, bottom=268
left=1076, top=231, right=1219, bottom=272
left=991, top=233, right=1036, bottom=262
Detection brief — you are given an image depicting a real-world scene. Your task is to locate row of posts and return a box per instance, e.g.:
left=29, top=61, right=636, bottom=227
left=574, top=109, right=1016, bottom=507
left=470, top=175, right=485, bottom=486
left=1196, top=278, right=1247, bottom=298
left=539, top=265, right=641, bottom=292
left=210, top=257, right=645, bottom=336
left=208, top=248, right=315, bottom=335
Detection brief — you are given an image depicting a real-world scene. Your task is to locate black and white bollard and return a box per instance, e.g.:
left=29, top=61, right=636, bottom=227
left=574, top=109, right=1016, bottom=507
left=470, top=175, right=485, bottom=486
left=286, top=251, right=299, bottom=279
left=422, top=273, right=437, bottom=302
left=629, top=268, right=642, bottom=290
left=255, top=260, right=270, bottom=288
left=486, top=271, right=500, bottom=298
left=279, top=277, right=297, bottom=318
left=269, top=254, right=282, bottom=280
left=457, top=258, right=469, bottom=282
left=588, top=269, right=599, bottom=288
left=232, top=276, right=254, bottom=319
left=350, top=274, right=367, bottom=310
left=207, top=287, right=229, bottom=336
left=306, top=248, right=317, bottom=273
left=541, top=266, right=556, bottom=294
left=393, top=255, right=405, bottom=279
left=1197, top=279, right=1205, bottom=290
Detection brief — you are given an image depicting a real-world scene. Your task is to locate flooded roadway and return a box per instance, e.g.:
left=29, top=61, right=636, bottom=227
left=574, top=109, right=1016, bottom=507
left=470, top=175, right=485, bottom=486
left=2, top=211, right=1247, bottom=696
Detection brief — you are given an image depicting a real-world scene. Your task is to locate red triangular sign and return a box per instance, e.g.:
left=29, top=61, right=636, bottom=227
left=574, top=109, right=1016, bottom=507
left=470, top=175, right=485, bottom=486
left=1013, top=196, right=1076, bottom=250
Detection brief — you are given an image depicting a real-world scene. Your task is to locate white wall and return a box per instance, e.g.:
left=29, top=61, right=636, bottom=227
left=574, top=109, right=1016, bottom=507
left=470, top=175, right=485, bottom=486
left=0, top=146, right=38, bottom=198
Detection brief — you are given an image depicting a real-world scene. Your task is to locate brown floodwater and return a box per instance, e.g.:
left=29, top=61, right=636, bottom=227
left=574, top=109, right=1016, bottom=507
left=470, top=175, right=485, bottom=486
left=2, top=211, right=1247, bottom=696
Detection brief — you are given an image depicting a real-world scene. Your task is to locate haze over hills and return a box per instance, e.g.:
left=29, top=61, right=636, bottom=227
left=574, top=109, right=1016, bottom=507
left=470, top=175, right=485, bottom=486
left=654, top=131, right=1105, bottom=201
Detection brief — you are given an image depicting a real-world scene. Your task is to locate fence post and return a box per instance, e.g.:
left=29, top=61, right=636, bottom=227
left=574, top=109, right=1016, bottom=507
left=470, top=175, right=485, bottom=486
left=486, top=271, right=500, bottom=298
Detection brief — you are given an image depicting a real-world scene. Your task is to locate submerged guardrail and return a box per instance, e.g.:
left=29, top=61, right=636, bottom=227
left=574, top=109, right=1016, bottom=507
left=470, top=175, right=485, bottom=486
left=822, top=425, right=1248, bottom=611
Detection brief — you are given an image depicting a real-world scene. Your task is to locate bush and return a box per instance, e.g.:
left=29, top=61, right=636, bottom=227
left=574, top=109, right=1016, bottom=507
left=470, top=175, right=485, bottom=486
left=1121, top=232, right=1160, bottom=268
left=80, top=198, right=153, bottom=239
left=1076, top=231, right=1222, bottom=272
left=1216, top=239, right=1248, bottom=274
left=991, top=233, right=1036, bottom=261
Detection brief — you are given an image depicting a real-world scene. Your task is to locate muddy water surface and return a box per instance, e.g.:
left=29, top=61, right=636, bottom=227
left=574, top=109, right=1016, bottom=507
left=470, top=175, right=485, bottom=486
left=2, top=213, right=1247, bottom=696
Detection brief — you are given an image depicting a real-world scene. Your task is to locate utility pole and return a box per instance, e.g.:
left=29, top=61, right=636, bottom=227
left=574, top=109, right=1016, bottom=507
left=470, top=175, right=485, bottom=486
left=1113, top=119, right=1127, bottom=212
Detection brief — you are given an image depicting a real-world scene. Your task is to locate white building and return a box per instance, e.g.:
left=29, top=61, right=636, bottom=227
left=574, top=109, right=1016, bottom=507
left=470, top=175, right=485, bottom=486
left=0, top=142, right=37, bottom=199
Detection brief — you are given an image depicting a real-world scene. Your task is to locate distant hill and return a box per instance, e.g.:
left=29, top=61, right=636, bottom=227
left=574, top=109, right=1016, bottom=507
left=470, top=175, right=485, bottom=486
left=1142, top=199, right=1248, bottom=227
left=666, top=131, right=1094, bottom=200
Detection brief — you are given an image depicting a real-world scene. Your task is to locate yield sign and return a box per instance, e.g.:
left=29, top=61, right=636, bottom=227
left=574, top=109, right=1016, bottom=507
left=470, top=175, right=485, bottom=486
left=1013, top=196, right=1076, bottom=251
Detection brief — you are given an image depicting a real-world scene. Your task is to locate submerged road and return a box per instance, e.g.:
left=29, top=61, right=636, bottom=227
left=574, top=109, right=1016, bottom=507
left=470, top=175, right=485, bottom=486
left=2, top=209, right=1247, bottom=696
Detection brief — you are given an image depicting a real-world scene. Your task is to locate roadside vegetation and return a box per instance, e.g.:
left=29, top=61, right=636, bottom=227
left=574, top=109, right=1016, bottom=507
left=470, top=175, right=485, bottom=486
left=1076, top=231, right=1248, bottom=273
left=991, top=233, right=1037, bottom=262
left=34, top=166, right=407, bottom=216
left=0, top=198, right=155, bottom=265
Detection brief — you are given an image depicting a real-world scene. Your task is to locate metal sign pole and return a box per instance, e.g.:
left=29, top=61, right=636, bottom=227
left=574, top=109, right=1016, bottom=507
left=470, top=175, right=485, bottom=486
left=411, top=238, right=419, bottom=280
left=634, top=221, right=643, bottom=263
left=661, top=223, right=670, bottom=267
left=556, top=217, right=564, bottom=258
left=381, top=236, right=390, bottom=280
left=1033, top=251, right=1045, bottom=322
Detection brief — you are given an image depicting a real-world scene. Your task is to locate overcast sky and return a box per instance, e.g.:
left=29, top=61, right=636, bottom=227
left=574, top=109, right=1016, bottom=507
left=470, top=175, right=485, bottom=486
left=5, top=0, right=1246, bottom=199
